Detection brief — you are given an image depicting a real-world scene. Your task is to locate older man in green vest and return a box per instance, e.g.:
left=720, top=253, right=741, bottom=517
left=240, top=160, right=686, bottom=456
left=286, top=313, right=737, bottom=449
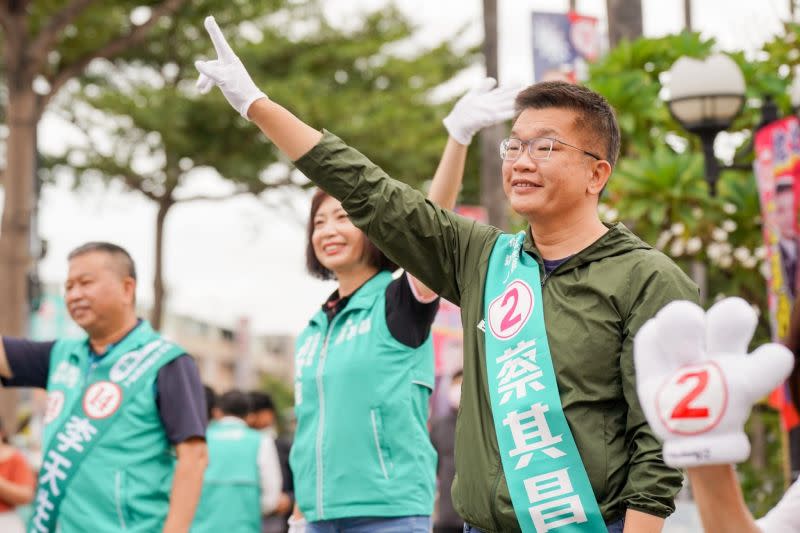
left=0, top=242, right=209, bottom=532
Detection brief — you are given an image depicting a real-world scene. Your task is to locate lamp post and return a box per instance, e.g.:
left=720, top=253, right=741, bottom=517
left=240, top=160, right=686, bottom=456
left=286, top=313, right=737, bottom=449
left=666, top=53, right=747, bottom=196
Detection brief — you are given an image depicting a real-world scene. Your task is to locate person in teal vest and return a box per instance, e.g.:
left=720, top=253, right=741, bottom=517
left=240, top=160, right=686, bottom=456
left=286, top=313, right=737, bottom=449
left=195, top=18, right=519, bottom=533
left=192, top=390, right=283, bottom=533
left=0, top=242, right=209, bottom=532
left=197, top=17, right=699, bottom=533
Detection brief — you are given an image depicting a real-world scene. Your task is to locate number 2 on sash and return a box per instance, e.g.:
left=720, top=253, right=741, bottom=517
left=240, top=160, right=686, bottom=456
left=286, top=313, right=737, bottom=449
left=501, top=288, right=522, bottom=331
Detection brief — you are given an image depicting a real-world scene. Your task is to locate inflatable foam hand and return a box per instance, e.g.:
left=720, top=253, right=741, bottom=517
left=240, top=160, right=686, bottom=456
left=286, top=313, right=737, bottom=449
left=442, top=77, right=521, bottom=145
left=634, top=297, right=794, bottom=468
left=195, top=15, right=267, bottom=119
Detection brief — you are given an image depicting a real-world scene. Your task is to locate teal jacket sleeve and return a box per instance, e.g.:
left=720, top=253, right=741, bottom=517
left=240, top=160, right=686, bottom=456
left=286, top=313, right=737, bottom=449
left=294, top=130, right=500, bottom=306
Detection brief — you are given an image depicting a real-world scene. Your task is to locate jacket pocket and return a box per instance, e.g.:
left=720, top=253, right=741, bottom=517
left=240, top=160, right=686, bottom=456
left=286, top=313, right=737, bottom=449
left=370, top=408, right=392, bottom=479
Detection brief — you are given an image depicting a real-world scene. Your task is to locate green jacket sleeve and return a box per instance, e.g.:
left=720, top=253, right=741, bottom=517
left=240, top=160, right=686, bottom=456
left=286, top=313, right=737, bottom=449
left=618, top=250, right=699, bottom=518
left=293, top=130, right=500, bottom=306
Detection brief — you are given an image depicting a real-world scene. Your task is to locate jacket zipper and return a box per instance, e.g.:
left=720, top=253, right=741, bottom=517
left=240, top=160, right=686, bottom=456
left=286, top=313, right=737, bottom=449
left=315, top=316, right=339, bottom=520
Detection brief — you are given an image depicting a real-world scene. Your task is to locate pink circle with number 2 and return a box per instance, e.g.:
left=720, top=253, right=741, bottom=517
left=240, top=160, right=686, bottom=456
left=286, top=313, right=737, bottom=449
left=656, top=361, right=728, bottom=436
left=488, top=280, right=534, bottom=340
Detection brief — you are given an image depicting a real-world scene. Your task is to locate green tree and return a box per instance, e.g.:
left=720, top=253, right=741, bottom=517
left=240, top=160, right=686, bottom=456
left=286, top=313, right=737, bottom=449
left=54, top=0, right=477, bottom=327
left=0, top=0, right=188, bottom=337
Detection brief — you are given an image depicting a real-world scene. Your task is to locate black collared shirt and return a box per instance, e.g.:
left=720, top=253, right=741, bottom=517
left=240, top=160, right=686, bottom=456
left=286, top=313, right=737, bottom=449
left=322, top=271, right=439, bottom=348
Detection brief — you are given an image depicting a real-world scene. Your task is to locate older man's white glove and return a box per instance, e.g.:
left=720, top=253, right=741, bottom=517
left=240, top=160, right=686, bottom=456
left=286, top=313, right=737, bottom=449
left=634, top=297, right=793, bottom=468
left=195, top=16, right=267, bottom=119
left=442, top=78, right=520, bottom=145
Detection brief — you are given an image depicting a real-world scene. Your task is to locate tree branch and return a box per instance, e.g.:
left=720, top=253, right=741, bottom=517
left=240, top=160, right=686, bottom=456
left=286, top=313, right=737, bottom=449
left=42, top=0, right=187, bottom=107
left=118, top=172, right=160, bottom=202
left=174, top=174, right=298, bottom=204
left=175, top=190, right=251, bottom=204
left=29, top=0, right=96, bottom=70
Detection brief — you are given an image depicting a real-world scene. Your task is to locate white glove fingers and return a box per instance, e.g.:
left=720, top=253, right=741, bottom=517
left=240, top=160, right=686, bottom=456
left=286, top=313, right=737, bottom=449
left=475, top=77, right=498, bottom=94
left=742, top=343, right=795, bottom=400
left=492, top=85, right=524, bottom=100
left=204, top=15, right=237, bottom=62
left=194, top=60, right=222, bottom=82
left=196, top=73, right=214, bottom=94
left=706, top=297, right=758, bottom=355
left=653, top=300, right=707, bottom=366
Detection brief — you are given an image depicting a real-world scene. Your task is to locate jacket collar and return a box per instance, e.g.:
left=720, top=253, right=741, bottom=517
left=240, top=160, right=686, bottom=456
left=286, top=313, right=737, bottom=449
left=522, top=222, right=651, bottom=275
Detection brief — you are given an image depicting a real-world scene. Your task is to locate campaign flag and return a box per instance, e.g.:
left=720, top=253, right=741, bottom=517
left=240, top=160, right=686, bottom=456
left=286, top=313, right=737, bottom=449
left=532, top=11, right=601, bottom=83
left=754, top=116, right=800, bottom=430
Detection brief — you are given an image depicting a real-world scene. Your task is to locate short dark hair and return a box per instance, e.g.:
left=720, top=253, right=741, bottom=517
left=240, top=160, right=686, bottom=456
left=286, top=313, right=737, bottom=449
left=305, top=189, right=397, bottom=280
left=514, top=81, right=621, bottom=168
left=68, top=241, right=137, bottom=281
left=204, top=385, right=217, bottom=420
left=248, top=391, right=275, bottom=413
left=217, top=390, right=251, bottom=419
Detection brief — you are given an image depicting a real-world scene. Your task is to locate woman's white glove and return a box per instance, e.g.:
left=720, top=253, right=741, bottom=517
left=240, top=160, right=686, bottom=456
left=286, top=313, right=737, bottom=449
left=195, top=15, right=268, bottom=119
left=442, top=77, right=521, bottom=145
left=634, top=297, right=793, bottom=468
left=287, top=515, right=307, bottom=533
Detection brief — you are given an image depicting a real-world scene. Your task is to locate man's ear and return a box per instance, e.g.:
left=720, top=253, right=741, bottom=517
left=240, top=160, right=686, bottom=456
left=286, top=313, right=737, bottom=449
left=588, top=160, right=612, bottom=195
left=123, top=277, right=137, bottom=305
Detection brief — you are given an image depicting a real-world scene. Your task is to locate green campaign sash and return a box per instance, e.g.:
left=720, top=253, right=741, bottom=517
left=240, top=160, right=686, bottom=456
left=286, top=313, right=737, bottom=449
left=29, top=326, right=184, bottom=533
left=483, top=233, right=605, bottom=532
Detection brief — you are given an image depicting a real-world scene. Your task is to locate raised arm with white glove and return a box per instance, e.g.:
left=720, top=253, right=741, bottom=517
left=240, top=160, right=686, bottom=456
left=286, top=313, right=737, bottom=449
left=195, top=16, right=267, bottom=119
left=408, top=77, right=520, bottom=301
left=634, top=297, right=797, bottom=532
left=441, top=77, right=519, bottom=146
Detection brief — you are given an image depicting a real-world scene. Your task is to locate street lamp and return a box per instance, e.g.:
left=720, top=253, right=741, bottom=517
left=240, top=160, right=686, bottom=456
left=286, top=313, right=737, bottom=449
left=790, top=67, right=800, bottom=113
left=666, top=54, right=747, bottom=195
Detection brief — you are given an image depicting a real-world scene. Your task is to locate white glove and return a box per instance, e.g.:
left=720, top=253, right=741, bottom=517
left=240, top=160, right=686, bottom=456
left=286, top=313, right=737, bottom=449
left=287, top=515, right=306, bottom=533
left=634, top=297, right=794, bottom=468
left=442, top=77, right=521, bottom=145
left=195, top=16, right=268, bottom=119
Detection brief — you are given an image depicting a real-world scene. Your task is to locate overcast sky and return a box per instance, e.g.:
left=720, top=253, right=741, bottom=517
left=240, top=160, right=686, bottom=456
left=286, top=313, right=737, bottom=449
left=25, top=0, right=792, bottom=335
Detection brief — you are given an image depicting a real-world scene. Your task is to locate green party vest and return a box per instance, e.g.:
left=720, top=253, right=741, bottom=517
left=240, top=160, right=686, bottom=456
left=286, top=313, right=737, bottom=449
left=191, top=418, right=262, bottom=533
left=483, top=233, right=605, bottom=533
left=29, top=321, right=185, bottom=533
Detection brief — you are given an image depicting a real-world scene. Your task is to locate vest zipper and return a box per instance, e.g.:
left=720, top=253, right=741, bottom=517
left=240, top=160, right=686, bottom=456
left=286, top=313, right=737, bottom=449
left=315, top=315, right=340, bottom=520
left=115, top=471, right=128, bottom=530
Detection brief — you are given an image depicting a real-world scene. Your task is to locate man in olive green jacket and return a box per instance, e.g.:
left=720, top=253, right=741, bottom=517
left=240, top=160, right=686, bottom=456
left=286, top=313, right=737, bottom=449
left=196, top=18, right=697, bottom=532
